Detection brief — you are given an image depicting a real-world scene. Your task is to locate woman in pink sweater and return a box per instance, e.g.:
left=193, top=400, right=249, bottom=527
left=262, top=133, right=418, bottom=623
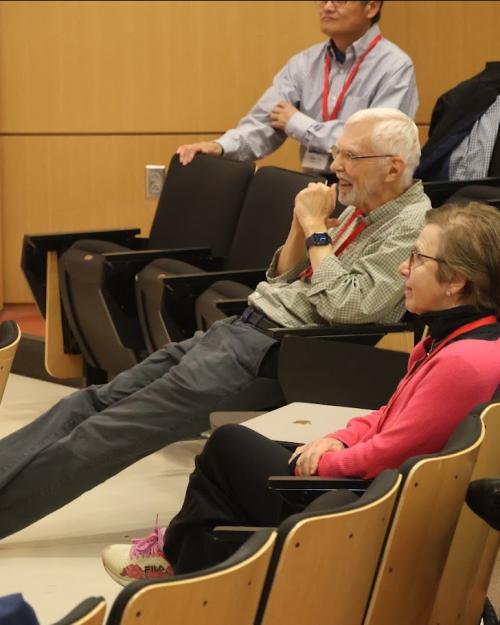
left=103, top=202, right=500, bottom=583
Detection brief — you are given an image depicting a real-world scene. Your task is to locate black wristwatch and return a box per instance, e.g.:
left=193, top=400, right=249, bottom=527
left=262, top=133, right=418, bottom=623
left=305, top=232, right=332, bottom=250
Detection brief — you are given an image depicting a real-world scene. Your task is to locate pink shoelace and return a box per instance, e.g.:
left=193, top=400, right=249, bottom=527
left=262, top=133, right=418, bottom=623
left=130, top=518, right=167, bottom=558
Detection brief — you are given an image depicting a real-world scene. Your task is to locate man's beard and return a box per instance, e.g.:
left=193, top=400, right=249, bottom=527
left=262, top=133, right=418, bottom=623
left=338, top=180, right=375, bottom=209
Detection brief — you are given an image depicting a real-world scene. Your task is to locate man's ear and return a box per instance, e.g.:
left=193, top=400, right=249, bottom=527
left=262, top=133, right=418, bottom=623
left=385, top=156, right=405, bottom=183
left=364, top=0, right=382, bottom=21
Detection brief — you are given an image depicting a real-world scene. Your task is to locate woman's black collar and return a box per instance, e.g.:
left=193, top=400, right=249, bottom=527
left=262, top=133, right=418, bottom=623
left=419, top=306, right=497, bottom=342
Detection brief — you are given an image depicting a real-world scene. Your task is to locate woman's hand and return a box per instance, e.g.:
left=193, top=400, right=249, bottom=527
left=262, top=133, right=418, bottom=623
left=289, top=437, right=345, bottom=476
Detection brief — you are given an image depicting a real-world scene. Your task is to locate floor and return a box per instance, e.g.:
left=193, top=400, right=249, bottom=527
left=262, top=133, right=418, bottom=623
left=0, top=373, right=204, bottom=624
left=0, top=303, right=45, bottom=338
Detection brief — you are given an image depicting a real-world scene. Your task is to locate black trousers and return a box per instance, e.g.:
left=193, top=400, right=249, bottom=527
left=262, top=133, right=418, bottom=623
left=163, top=424, right=293, bottom=574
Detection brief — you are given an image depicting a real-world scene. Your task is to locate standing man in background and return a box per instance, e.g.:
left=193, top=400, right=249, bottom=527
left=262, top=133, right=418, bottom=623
left=177, top=1, right=418, bottom=173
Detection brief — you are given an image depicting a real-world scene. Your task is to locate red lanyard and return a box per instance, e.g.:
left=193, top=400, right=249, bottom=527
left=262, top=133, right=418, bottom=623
left=323, top=34, right=382, bottom=122
left=376, top=315, right=497, bottom=432
left=300, top=209, right=366, bottom=280
left=331, top=209, right=367, bottom=257
left=413, top=316, right=497, bottom=368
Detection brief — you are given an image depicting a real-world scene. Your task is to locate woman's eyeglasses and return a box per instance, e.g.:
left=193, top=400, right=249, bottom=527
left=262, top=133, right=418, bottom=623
left=408, top=248, right=446, bottom=271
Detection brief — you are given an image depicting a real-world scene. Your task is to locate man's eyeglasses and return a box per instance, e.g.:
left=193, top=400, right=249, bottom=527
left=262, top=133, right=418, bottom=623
left=408, top=248, right=446, bottom=271
left=315, top=0, right=350, bottom=8
left=331, top=145, right=396, bottom=162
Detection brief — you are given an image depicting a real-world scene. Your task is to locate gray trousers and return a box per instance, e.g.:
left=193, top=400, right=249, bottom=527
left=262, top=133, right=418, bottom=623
left=0, top=318, right=283, bottom=538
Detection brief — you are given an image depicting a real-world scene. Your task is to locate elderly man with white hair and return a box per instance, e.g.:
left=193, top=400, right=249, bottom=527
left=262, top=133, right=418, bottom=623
left=0, top=108, right=430, bottom=540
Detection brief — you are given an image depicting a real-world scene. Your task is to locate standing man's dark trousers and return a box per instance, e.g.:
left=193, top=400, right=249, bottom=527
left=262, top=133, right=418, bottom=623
left=0, top=318, right=284, bottom=538
left=163, top=424, right=294, bottom=574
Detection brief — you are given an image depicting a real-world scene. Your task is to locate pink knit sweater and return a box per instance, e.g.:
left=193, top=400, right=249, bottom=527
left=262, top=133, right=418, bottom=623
left=317, top=337, right=500, bottom=478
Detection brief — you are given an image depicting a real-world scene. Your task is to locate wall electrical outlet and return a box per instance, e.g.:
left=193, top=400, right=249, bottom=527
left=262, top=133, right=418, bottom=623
left=145, top=165, right=166, bottom=199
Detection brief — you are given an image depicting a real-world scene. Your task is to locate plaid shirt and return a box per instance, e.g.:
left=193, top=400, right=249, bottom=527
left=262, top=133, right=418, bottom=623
left=248, top=181, right=431, bottom=327
left=449, top=95, right=500, bottom=179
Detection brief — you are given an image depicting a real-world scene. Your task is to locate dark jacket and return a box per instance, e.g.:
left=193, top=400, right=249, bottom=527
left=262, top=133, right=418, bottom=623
left=416, top=62, right=500, bottom=181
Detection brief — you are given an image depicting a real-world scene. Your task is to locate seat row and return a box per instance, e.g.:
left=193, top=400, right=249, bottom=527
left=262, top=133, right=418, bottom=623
left=20, top=154, right=500, bottom=385
left=48, top=393, right=499, bottom=625
left=21, top=154, right=325, bottom=382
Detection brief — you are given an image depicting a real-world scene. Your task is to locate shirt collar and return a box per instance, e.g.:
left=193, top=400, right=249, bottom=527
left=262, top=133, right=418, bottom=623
left=347, top=23, right=381, bottom=62
left=361, top=180, right=425, bottom=225
left=329, top=40, right=346, bottom=64
left=326, top=24, right=381, bottom=65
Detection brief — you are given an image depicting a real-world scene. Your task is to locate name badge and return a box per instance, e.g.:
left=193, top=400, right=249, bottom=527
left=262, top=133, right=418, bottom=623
left=301, top=148, right=330, bottom=172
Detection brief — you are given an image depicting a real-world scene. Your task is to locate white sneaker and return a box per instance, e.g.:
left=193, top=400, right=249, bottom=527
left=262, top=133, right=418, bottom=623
left=102, top=524, right=173, bottom=586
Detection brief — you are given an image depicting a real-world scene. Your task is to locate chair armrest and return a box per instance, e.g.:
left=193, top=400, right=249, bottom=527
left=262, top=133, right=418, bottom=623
left=161, top=269, right=266, bottom=339
left=268, top=476, right=372, bottom=493
left=103, top=246, right=223, bottom=273
left=214, top=525, right=268, bottom=534
left=50, top=596, right=106, bottom=625
left=267, top=321, right=413, bottom=340
left=215, top=298, right=249, bottom=316
left=268, top=475, right=372, bottom=508
left=163, top=268, right=266, bottom=294
left=212, top=525, right=274, bottom=545
left=23, top=228, right=141, bottom=253
left=21, top=229, right=141, bottom=315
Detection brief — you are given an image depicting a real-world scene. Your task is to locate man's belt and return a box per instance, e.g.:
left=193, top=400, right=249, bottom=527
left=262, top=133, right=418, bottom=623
left=240, top=307, right=281, bottom=332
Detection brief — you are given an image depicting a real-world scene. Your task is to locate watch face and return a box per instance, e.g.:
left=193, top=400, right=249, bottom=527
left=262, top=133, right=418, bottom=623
left=313, top=233, right=331, bottom=245
left=306, top=232, right=331, bottom=249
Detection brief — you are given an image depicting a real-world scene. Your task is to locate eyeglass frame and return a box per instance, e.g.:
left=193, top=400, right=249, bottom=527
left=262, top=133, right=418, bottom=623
left=331, top=145, right=396, bottom=162
left=315, top=0, right=350, bottom=8
left=408, top=248, right=447, bottom=271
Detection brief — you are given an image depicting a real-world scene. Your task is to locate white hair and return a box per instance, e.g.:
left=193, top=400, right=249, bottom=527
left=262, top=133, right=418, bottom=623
left=346, top=108, right=421, bottom=188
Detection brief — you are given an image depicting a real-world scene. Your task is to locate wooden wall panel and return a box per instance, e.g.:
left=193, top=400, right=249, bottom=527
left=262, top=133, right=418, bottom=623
left=0, top=1, right=498, bottom=304
left=1, top=133, right=306, bottom=303
left=2, top=1, right=498, bottom=133
left=0, top=0, right=320, bottom=133
left=0, top=134, right=217, bottom=302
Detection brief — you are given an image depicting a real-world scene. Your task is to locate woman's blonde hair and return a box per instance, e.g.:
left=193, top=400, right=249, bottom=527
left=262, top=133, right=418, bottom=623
left=425, top=202, right=500, bottom=314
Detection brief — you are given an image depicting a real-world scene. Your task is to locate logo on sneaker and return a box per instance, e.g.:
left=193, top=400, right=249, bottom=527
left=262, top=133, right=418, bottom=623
left=121, top=563, right=173, bottom=580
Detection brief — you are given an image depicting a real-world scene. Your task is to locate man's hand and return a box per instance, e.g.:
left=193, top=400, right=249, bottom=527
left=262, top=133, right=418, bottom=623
left=271, top=101, right=298, bottom=131
left=176, top=141, right=223, bottom=165
left=289, top=437, right=345, bottom=477
left=294, top=183, right=338, bottom=235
